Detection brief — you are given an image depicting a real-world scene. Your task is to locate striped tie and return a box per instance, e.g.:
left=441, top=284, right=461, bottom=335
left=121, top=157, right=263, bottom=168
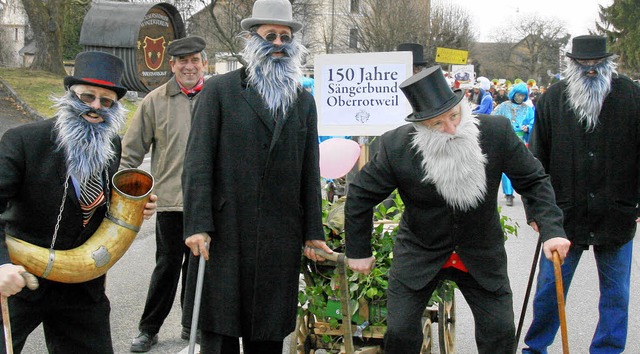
left=79, top=174, right=105, bottom=226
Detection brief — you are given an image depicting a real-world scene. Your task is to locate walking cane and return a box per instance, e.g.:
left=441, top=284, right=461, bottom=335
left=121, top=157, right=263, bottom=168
left=515, top=236, right=542, bottom=350
left=188, top=243, right=208, bottom=354
left=2, top=271, right=39, bottom=354
left=553, top=250, right=569, bottom=354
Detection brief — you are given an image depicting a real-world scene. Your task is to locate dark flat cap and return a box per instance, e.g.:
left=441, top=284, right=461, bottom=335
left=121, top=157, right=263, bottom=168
left=167, top=36, right=206, bottom=57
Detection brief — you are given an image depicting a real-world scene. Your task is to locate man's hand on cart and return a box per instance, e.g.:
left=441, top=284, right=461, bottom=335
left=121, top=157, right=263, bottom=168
left=185, top=232, right=211, bottom=260
left=347, top=256, right=376, bottom=275
left=304, top=240, right=333, bottom=262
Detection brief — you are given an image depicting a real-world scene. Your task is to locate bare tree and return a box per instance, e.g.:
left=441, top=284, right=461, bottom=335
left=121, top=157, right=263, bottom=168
left=20, top=0, right=67, bottom=74
left=486, top=14, right=569, bottom=84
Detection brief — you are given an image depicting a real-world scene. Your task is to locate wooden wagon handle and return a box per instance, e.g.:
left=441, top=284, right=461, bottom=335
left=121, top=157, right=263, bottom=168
left=313, top=249, right=344, bottom=264
left=553, top=251, right=569, bottom=354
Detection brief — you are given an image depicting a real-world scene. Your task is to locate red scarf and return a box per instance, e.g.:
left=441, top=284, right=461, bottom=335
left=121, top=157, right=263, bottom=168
left=178, top=76, right=204, bottom=97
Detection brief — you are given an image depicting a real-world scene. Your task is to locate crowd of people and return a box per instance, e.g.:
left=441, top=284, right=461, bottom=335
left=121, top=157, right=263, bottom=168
left=0, top=0, right=638, bottom=352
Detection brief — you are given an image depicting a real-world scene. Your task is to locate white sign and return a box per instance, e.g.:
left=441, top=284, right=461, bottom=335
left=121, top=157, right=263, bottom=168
left=315, top=52, right=413, bottom=136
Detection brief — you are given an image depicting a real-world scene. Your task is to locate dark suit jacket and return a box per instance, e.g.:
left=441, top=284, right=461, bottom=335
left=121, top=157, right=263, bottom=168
left=345, top=115, right=566, bottom=292
left=0, top=118, right=120, bottom=302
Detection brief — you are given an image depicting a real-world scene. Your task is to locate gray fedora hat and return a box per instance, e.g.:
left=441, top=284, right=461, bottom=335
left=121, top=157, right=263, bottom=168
left=241, top=0, right=303, bottom=33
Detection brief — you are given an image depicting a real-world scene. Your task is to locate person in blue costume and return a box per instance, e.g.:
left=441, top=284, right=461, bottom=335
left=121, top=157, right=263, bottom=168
left=492, top=83, right=534, bottom=206
left=472, top=76, right=494, bottom=114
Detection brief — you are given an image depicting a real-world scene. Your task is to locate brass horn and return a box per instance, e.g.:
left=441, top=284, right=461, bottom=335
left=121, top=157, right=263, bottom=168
left=6, top=168, right=154, bottom=284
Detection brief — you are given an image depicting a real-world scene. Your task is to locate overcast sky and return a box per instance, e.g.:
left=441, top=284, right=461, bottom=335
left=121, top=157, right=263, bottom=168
left=448, top=0, right=614, bottom=42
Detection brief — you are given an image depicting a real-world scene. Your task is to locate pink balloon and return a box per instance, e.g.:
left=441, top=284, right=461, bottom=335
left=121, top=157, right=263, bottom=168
left=319, top=138, right=361, bottom=179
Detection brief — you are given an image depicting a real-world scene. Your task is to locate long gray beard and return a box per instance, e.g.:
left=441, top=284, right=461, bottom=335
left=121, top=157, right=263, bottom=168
left=411, top=103, right=488, bottom=211
left=241, top=32, right=308, bottom=117
left=564, top=58, right=616, bottom=132
left=53, top=91, right=126, bottom=183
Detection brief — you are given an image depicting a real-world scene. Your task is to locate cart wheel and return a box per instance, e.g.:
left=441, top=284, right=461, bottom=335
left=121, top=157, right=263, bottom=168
left=420, top=315, right=434, bottom=353
left=437, top=296, right=456, bottom=354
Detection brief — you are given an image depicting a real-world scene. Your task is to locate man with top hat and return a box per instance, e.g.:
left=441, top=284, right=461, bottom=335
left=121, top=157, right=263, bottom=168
left=0, top=51, right=157, bottom=353
left=522, top=35, right=640, bottom=354
left=122, top=36, right=208, bottom=352
left=397, top=43, right=428, bottom=74
left=181, top=0, right=331, bottom=352
left=344, top=65, right=571, bottom=354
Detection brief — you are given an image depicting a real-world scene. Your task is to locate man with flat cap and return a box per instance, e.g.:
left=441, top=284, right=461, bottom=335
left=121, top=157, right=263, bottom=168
left=523, top=35, right=640, bottom=354
left=0, top=51, right=157, bottom=353
left=344, top=65, right=571, bottom=354
left=181, top=0, right=331, bottom=352
left=122, top=36, right=208, bottom=352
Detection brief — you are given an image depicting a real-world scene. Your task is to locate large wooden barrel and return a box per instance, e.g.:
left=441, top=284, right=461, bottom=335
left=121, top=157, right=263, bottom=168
left=79, top=1, right=185, bottom=93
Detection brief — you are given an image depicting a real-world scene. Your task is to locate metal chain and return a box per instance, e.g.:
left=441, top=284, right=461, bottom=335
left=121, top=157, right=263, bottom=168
left=50, top=178, right=69, bottom=250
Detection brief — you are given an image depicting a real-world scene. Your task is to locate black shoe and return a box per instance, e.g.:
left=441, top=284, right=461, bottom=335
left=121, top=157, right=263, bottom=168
left=181, top=327, right=201, bottom=343
left=130, top=332, right=158, bottom=353
left=506, top=195, right=514, bottom=206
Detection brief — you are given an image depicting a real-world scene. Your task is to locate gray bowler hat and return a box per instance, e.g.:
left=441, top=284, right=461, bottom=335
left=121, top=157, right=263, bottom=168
left=167, top=36, right=206, bottom=57
left=241, top=0, right=303, bottom=33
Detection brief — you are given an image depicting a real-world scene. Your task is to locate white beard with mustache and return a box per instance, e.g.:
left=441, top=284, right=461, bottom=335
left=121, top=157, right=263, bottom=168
left=564, top=58, right=616, bottom=132
left=241, top=32, right=308, bottom=117
left=53, top=91, right=126, bottom=183
left=411, top=102, right=488, bottom=211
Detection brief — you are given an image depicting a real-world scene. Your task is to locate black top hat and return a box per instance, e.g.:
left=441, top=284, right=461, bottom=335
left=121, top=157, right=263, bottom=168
left=397, top=43, right=427, bottom=66
left=566, top=35, right=613, bottom=60
left=64, top=51, right=127, bottom=100
left=400, top=65, right=464, bottom=122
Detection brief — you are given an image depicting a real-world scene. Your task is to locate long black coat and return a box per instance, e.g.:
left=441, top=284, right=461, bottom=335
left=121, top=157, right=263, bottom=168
left=0, top=118, right=119, bottom=302
left=529, top=77, right=640, bottom=248
left=182, top=68, right=324, bottom=340
left=345, top=115, right=566, bottom=292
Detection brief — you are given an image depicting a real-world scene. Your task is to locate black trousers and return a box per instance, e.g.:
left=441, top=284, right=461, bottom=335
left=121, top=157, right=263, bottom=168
left=0, top=284, right=112, bottom=353
left=138, top=211, right=190, bottom=334
left=384, top=267, right=515, bottom=354
left=199, top=331, right=283, bottom=354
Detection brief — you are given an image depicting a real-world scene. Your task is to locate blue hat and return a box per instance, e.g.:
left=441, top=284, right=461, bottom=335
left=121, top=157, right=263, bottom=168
left=64, top=51, right=127, bottom=99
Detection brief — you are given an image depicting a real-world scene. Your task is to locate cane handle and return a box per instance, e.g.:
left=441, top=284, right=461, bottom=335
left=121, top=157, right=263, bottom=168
left=20, top=271, right=38, bottom=291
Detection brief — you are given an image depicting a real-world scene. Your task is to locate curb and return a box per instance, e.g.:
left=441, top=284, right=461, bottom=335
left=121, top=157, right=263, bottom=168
left=0, top=77, right=46, bottom=121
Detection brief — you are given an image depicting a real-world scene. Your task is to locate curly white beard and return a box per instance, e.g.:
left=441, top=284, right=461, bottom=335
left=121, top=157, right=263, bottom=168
left=411, top=102, right=488, bottom=211
left=241, top=32, right=308, bottom=117
left=564, top=58, right=616, bottom=132
left=53, top=91, right=126, bottom=183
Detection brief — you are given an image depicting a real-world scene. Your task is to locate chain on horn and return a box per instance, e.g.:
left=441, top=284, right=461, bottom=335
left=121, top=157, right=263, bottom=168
left=6, top=168, right=154, bottom=284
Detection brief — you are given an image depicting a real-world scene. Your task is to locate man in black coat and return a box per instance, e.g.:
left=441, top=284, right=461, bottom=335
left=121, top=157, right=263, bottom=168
left=0, top=51, right=157, bottom=353
left=345, top=66, right=571, bottom=354
left=181, top=0, right=331, bottom=353
left=523, top=35, right=640, bottom=354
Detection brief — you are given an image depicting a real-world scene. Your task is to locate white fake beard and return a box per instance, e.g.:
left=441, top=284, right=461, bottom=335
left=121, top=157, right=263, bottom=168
left=53, top=91, right=126, bottom=183
left=411, top=102, right=488, bottom=211
left=564, top=58, right=616, bottom=132
left=241, top=32, right=308, bottom=117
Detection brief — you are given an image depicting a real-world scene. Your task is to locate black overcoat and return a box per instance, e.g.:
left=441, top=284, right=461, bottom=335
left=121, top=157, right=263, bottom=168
left=0, top=118, right=119, bottom=302
left=182, top=68, right=324, bottom=340
left=345, top=115, right=566, bottom=292
left=529, top=76, right=640, bottom=248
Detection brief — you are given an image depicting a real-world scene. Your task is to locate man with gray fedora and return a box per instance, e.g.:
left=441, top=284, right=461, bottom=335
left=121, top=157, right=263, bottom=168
left=523, top=35, right=640, bottom=354
left=344, top=66, right=570, bottom=354
left=181, top=0, right=331, bottom=353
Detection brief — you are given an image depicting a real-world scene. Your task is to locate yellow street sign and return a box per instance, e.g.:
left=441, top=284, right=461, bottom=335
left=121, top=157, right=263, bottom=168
left=435, top=47, right=468, bottom=65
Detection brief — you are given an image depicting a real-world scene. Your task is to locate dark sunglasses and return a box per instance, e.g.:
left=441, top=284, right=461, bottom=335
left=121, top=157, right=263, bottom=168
left=73, top=91, right=116, bottom=108
left=263, top=32, right=292, bottom=43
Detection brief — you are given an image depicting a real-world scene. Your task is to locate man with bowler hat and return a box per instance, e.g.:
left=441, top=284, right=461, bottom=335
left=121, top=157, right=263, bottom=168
left=123, top=36, right=208, bottom=352
left=523, top=35, right=640, bottom=354
left=0, top=51, right=157, bottom=353
left=344, top=65, right=571, bottom=354
left=397, top=42, right=428, bottom=74
left=181, top=0, right=331, bottom=352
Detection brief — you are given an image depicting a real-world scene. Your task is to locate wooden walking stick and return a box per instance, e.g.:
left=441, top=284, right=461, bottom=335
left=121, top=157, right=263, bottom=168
left=552, top=251, right=569, bottom=354
left=2, top=271, right=39, bottom=354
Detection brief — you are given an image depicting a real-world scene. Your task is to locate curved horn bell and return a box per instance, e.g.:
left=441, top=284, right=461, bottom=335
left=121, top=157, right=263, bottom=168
left=6, top=168, right=154, bottom=283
